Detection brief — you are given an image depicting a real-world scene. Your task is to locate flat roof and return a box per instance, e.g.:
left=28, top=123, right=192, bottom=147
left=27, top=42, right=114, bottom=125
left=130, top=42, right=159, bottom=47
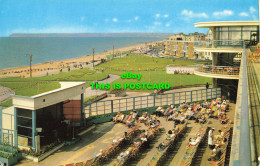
left=11, top=82, right=86, bottom=110
left=31, top=82, right=85, bottom=98
left=195, top=21, right=259, bottom=28
left=11, top=82, right=86, bottom=99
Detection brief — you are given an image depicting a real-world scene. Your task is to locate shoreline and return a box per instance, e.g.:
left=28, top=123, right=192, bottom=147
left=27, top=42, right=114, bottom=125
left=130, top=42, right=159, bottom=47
left=0, top=41, right=162, bottom=78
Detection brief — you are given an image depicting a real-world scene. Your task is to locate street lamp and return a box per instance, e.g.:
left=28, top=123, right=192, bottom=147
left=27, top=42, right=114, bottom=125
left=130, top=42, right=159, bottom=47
left=26, top=54, right=33, bottom=77
left=92, top=48, right=95, bottom=68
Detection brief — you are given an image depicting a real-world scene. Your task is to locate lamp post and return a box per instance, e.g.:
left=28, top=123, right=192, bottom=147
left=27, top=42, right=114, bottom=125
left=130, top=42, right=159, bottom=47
left=113, top=45, right=114, bottom=57
left=26, top=54, right=33, bottom=77
left=92, top=48, right=95, bottom=68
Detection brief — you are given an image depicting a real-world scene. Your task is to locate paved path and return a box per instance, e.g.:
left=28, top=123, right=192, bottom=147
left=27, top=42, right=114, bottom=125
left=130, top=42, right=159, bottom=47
left=84, top=74, right=120, bottom=98
left=16, top=122, right=128, bottom=166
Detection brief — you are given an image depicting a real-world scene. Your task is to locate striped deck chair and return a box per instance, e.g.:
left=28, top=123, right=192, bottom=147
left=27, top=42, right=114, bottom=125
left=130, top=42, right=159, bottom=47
left=180, top=156, right=192, bottom=166
left=85, top=158, right=94, bottom=166
left=209, top=100, right=214, bottom=108
left=194, top=104, right=199, bottom=112
left=65, top=164, right=74, bottom=166
left=212, top=109, right=219, bottom=118
left=75, top=161, right=84, bottom=166
left=211, top=151, right=226, bottom=166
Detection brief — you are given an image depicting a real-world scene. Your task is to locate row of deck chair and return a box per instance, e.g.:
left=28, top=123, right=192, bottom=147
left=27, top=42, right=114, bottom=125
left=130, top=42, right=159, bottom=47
left=179, top=126, right=208, bottom=166
left=115, top=123, right=161, bottom=166
left=61, top=125, right=140, bottom=166
left=147, top=122, right=188, bottom=166
left=211, top=123, right=231, bottom=166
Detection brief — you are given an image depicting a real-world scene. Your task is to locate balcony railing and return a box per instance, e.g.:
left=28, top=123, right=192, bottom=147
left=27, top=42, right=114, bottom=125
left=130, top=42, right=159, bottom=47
left=165, top=40, right=244, bottom=47
left=196, top=65, right=240, bottom=76
left=194, top=40, right=244, bottom=49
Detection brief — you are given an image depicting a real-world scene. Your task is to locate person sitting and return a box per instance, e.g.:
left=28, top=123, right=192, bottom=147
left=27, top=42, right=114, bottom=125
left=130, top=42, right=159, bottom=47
left=163, top=107, right=170, bottom=117
left=132, top=111, right=138, bottom=119
left=167, top=111, right=178, bottom=121
left=144, top=114, right=152, bottom=126
left=126, top=118, right=135, bottom=128
left=155, top=106, right=163, bottom=116
left=219, top=113, right=229, bottom=124
left=124, top=114, right=133, bottom=124
left=151, top=120, right=160, bottom=129
left=148, top=115, right=157, bottom=127
left=117, top=152, right=125, bottom=162
left=113, top=112, right=121, bottom=123
left=117, top=112, right=125, bottom=123
left=156, top=140, right=170, bottom=150
left=216, top=96, right=221, bottom=103
left=166, top=130, right=175, bottom=140
left=172, top=123, right=180, bottom=134
left=134, top=140, right=142, bottom=147
left=113, top=137, right=119, bottom=145
left=185, top=108, right=194, bottom=120
left=203, top=100, right=209, bottom=108
left=188, top=134, right=201, bottom=146
left=208, top=145, right=222, bottom=161
left=165, top=109, right=173, bottom=119
left=215, top=130, right=224, bottom=140
left=139, top=112, right=148, bottom=121
left=199, top=114, right=208, bottom=124
left=175, top=113, right=185, bottom=124
left=94, top=149, right=104, bottom=158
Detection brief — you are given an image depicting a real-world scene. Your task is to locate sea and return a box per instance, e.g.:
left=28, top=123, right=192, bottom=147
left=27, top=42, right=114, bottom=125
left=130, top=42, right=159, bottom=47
left=0, top=37, right=163, bottom=70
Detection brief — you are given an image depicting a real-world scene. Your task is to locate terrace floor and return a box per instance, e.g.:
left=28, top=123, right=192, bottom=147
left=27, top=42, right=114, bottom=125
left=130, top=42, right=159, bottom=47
left=16, top=103, right=235, bottom=166
left=249, top=62, right=260, bottom=163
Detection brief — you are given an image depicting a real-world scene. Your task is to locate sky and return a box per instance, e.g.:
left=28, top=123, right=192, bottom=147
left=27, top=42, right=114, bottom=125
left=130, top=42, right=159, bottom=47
left=0, top=0, right=259, bottom=36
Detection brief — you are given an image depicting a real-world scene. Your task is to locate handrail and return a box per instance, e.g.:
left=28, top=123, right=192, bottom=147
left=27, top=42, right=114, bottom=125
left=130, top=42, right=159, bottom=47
left=196, top=65, right=240, bottom=76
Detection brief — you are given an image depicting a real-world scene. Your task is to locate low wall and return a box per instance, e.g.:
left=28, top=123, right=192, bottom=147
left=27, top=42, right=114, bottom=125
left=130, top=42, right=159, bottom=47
left=166, top=66, right=195, bottom=74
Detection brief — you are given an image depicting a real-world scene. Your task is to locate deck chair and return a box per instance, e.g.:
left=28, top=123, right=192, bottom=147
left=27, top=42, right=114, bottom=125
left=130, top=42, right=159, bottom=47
left=65, top=164, right=74, bottom=166
left=74, top=161, right=84, bottom=166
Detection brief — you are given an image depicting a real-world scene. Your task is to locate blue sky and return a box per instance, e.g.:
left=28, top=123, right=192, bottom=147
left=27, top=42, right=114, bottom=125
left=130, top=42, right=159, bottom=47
left=0, top=0, right=258, bottom=36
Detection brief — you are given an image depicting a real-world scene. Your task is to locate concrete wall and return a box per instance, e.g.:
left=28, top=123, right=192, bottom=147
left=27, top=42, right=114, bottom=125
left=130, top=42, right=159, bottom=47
left=166, top=66, right=195, bottom=74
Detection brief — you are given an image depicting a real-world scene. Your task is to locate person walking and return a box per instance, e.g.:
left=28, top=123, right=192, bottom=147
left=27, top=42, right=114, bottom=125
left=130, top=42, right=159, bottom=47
left=206, top=82, right=209, bottom=89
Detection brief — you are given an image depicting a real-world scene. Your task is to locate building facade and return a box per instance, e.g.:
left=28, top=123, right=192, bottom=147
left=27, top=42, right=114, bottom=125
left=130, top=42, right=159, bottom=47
left=193, top=20, right=259, bottom=166
left=164, top=32, right=206, bottom=59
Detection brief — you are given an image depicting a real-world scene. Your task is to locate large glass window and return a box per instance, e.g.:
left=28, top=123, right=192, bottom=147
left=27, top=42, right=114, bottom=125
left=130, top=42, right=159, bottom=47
left=230, top=32, right=242, bottom=40
left=215, top=26, right=258, bottom=46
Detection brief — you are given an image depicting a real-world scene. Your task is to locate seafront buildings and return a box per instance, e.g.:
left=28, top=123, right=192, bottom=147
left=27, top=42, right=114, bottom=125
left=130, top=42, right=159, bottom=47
left=164, top=32, right=207, bottom=59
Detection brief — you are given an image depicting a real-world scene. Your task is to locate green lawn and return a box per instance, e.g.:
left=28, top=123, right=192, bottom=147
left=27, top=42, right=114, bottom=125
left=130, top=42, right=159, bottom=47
left=0, top=54, right=212, bottom=107
left=96, top=54, right=200, bottom=71
left=103, top=71, right=211, bottom=92
left=0, top=67, right=107, bottom=82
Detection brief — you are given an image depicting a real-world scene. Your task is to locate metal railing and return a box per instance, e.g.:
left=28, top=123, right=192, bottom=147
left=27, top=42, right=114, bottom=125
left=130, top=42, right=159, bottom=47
left=84, top=87, right=221, bottom=117
left=196, top=65, right=240, bottom=76
left=0, top=108, right=17, bottom=156
left=0, top=131, right=15, bottom=154
left=194, top=40, right=244, bottom=48
left=165, top=40, right=244, bottom=49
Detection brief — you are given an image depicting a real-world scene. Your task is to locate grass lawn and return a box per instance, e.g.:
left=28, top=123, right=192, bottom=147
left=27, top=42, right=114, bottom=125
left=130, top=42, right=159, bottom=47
left=0, top=54, right=212, bottom=106
left=102, top=70, right=212, bottom=92
left=96, top=54, right=203, bottom=71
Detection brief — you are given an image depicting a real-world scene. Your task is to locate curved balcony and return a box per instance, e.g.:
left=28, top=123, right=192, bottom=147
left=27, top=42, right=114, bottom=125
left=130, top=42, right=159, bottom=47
left=194, top=40, right=243, bottom=53
left=194, top=65, right=239, bottom=79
